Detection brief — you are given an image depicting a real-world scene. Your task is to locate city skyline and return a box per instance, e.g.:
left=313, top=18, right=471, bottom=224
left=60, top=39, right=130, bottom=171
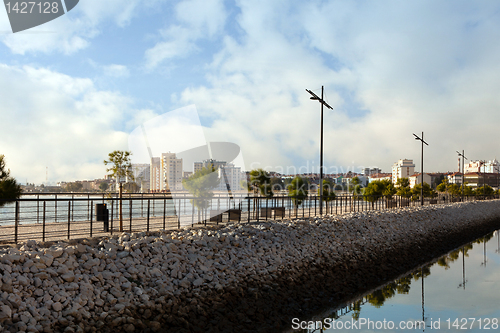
left=2, top=1, right=500, bottom=184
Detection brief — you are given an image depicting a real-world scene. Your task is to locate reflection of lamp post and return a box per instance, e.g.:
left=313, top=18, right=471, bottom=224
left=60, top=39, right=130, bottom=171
left=306, top=87, right=333, bottom=215
left=413, top=132, right=429, bottom=206
left=456, top=150, right=467, bottom=200
left=481, top=239, right=487, bottom=267
left=458, top=247, right=467, bottom=289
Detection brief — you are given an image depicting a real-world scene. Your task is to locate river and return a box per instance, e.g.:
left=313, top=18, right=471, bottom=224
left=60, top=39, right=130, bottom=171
left=289, top=230, right=500, bottom=332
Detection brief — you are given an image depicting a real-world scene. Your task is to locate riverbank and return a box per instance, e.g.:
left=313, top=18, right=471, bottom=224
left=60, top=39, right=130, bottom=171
left=0, top=200, right=499, bottom=332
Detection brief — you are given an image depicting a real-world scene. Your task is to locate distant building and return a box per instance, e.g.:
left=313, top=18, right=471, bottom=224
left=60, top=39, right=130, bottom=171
left=162, top=153, right=183, bottom=191
left=463, top=173, right=500, bottom=189
left=362, top=168, right=382, bottom=176
left=368, top=173, right=392, bottom=183
left=447, top=172, right=463, bottom=185
left=392, top=159, right=415, bottom=184
left=464, top=159, right=500, bottom=174
left=194, top=159, right=227, bottom=173
left=131, top=163, right=150, bottom=192
left=150, top=157, right=162, bottom=192
left=409, top=173, right=432, bottom=188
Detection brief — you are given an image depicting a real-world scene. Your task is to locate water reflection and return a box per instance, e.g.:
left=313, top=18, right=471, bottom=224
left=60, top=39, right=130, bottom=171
left=291, top=231, right=500, bottom=332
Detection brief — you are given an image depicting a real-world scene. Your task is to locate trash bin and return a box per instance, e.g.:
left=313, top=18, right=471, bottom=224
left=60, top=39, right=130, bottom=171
left=96, top=203, right=109, bottom=232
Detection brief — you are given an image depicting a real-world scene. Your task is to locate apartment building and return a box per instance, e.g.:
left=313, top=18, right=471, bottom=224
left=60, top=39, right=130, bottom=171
left=392, top=159, right=415, bottom=184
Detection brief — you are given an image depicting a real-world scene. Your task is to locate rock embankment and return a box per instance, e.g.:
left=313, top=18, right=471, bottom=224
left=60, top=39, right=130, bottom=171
left=0, top=201, right=500, bottom=332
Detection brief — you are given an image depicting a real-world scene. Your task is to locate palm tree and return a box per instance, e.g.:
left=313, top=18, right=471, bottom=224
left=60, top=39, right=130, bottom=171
left=288, top=176, right=308, bottom=214
left=104, top=151, right=134, bottom=232
left=183, top=167, right=220, bottom=222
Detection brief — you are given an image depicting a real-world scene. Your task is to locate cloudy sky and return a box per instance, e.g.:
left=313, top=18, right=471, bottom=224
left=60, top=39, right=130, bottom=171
left=1, top=0, right=500, bottom=184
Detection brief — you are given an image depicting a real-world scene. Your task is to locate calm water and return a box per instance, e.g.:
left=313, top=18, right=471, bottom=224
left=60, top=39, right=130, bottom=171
left=290, top=230, right=500, bottom=332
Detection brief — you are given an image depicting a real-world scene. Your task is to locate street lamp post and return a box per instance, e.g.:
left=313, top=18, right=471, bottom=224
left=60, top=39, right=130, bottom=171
left=456, top=150, right=467, bottom=200
left=413, top=132, right=428, bottom=206
left=306, top=86, right=333, bottom=215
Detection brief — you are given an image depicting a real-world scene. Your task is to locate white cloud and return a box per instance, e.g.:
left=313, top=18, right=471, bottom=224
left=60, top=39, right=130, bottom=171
left=0, top=0, right=166, bottom=55
left=0, top=64, right=142, bottom=183
left=176, top=0, right=500, bottom=173
left=144, top=0, right=227, bottom=69
left=103, top=64, right=130, bottom=78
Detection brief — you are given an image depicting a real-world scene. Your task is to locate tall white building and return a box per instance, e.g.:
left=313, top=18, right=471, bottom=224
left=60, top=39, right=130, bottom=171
left=392, top=159, right=415, bottom=184
left=150, top=157, right=162, bottom=191
left=217, top=163, right=244, bottom=192
left=162, top=153, right=183, bottom=191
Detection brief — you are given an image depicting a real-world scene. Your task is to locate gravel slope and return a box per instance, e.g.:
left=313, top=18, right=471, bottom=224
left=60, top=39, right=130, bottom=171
left=0, top=200, right=499, bottom=332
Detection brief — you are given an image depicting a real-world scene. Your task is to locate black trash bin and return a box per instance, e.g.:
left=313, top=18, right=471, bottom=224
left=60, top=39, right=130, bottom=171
left=96, top=203, right=109, bottom=232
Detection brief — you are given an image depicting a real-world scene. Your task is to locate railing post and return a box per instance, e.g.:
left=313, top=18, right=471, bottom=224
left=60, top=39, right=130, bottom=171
left=110, top=200, right=114, bottom=235
left=14, top=201, right=19, bottom=244
left=130, top=199, right=133, bottom=233
left=90, top=200, right=93, bottom=238
left=43, top=201, right=46, bottom=242
left=55, top=194, right=58, bottom=223
left=177, top=199, right=181, bottom=229
left=37, top=195, right=40, bottom=224
left=147, top=199, right=150, bottom=232
left=163, top=198, right=166, bottom=230
left=67, top=201, right=71, bottom=240
left=247, top=196, right=251, bottom=223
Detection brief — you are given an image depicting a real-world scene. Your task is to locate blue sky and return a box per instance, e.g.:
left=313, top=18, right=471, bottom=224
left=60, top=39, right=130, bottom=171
left=1, top=0, right=500, bottom=184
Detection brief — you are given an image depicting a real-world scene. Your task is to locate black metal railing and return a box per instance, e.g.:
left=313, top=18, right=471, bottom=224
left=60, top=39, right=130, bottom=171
left=0, top=193, right=497, bottom=244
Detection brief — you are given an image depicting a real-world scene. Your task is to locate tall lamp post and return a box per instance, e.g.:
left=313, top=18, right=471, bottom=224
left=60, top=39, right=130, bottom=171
left=457, top=150, right=467, bottom=200
left=306, top=86, right=333, bottom=215
left=413, top=132, right=428, bottom=206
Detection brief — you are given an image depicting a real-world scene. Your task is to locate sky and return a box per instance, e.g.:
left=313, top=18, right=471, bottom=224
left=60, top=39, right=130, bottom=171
left=1, top=0, right=500, bottom=184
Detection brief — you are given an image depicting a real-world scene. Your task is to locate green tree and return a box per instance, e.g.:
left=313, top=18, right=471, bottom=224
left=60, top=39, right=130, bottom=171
left=288, top=176, right=308, bottom=211
left=436, top=178, right=448, bottom=193
left=476, top=185, right=494, bottom=196
left=65, top=182, right=83, bottom=192
left=463, top=184, right=475, bottom=196
left=0, top=155, right=23, bottom=207
left=411, top=182, right=433, bottom=201
left=319, top=179, right=336, bottom=214
left=448, top=183, right=461, bottom=196
left=362, top=180, right=388, bottom=208
left=99, top=182, right=109, bottom=192
left=396, top=178, right=412, bottom=198
left=249, top=169, right=273, bottom=198
left=104, top=151, right=134, bottom=232
left=183, top=167, right=220, bottom=222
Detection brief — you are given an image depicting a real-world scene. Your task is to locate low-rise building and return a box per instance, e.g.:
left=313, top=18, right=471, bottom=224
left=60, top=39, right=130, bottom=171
left=409, top=173, right=432, bottom=188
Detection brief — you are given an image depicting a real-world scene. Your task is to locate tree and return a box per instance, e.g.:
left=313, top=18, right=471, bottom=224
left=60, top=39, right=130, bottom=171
left=249, top=169, right=273, bottom=198
left=319, top=179, right=336, bottom=214
left=99, top=182, right=109, bottom=192
left=463, top=184, right=475, bottom=196
left=182, top=167, right=220, bottom=222
left=362, top=180, right=385, bottom=208
left=396, top=178, right=412, bottom=198
left=436, top=178, right=448, bottom=193
left=65, top=182, right=83, bottom=192
left=476, top=185, right=494, bottom=196
left=104, top=151, right=134, bottom=232
left=411, top=182, right=433, bottom=201
left=0, top=155, right=23, bottom=207
left=288, top=176, right=308, bottom=211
